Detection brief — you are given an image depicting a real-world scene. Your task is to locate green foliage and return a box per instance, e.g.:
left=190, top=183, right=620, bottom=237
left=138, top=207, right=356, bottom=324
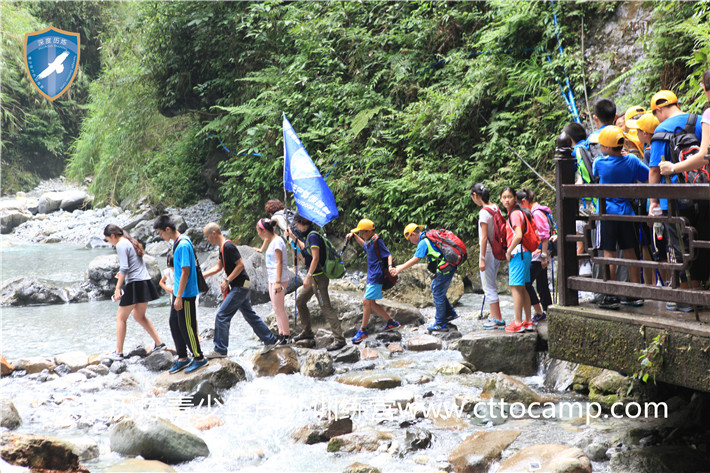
left=628, top=331, right=668, bottom=394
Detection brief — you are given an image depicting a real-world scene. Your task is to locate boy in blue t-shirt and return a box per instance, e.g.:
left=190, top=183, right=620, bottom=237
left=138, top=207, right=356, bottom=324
left=592, top=126, right=649, bottom=309
left=346, top=219, right=400, bottom=344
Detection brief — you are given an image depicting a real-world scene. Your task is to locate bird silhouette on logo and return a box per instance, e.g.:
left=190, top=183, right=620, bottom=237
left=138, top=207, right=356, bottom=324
left=36, top=51, right=69, bottom=79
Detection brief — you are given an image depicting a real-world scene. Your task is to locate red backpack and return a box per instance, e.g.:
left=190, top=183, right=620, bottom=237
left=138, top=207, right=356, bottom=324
left=508, top=207, right=540, bottom=254
left=481, top=207, right=507, bottom=261
left=424, top=229, right=468, bottom=272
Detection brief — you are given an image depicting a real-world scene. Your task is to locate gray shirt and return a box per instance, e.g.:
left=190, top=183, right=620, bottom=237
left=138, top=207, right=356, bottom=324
left=116, top=238, right=150, bottom=283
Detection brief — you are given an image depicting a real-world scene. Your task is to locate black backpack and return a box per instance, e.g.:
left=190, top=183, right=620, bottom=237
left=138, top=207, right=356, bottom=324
left=652, top=113, right=709, bottom=185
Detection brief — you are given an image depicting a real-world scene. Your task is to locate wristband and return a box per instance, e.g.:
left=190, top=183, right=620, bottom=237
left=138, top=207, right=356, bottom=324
left=306, top=273, right=313, bottom=278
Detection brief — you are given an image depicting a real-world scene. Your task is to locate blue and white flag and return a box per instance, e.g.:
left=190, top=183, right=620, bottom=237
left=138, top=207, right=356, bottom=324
left=283, top=114, right=338, bottom=227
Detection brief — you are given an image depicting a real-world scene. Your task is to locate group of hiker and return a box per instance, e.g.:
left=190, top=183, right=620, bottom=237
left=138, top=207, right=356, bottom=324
left=100, top=70, right=710, bottom=374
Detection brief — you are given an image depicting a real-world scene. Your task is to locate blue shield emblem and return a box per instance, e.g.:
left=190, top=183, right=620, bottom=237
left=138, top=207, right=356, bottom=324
left=24, top=27, right=80, bottom=101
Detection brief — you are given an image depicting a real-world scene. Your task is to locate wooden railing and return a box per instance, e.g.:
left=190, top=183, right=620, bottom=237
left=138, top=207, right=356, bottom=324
left=553, top=133, right=710, bottom=317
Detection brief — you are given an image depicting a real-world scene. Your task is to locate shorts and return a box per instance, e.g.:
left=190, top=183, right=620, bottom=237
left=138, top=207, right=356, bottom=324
left=509, top=250, right=532, bottom=286
left=364, top=283, right=383, bottom=300
left=120, top=279, right=159, bottom=306
left=599, top=220, right=636, bottom=252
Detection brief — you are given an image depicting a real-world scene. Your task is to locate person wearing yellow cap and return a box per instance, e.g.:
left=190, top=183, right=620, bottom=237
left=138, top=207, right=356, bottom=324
left=345, top=219, right=400, bottom=344
left=391, top=223, right=459, bottom=331
left=647, top=88, right=709, bottom=310
left=592, top=126, right=650, bottom=309
left=622, top=105, right=647, bottom=157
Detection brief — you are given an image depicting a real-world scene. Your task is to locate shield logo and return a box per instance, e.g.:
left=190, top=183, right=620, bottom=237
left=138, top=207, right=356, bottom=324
left=24, top=27, right=80, bottom=101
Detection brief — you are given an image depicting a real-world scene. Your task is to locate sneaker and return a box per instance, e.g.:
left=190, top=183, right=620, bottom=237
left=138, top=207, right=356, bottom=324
left=675, top=303, right=694, bottom=313
left=427, top=324, right=449, bottom=332
left=293, top=331, right=315, bottom=342
left=446, top=313, right=460, bottom=322
left=621, top=297, right=645, bottom=307
left=275, top=335, right=292, bottom=346
left=351, top=329, right=368, bottom=344
left=381, top=320, right=401, bottom=332
left=205, top=350, right=227, bottom=359
left=168, top=358, right=192, bottom=374
left=482, top=318, right=506, bottom=330
left=665, top=301, right=677, bottom=311
left=151, top=343, right=166, bottom=352
left=505, top=322, right=525, bottom=333
left=532, top=312, right=547, bottom=324
left=523, top=321, right=535, bottom=332
left=325, top=341, right=346, bottom=351
left=579, top=261, right=593, bottom=276
left=598, top=295, right=620, bottom=310
left=109, top=351, right=125, bottom=361
left=184, top=358, right=209, bottom=374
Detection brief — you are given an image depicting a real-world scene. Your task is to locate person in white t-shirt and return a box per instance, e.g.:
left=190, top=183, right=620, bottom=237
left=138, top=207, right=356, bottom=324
left=257, top=217, right=292, bottom=345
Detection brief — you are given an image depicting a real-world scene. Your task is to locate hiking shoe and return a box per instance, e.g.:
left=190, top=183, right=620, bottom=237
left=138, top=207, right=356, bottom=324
left=109, top=351, right=125, bottom=361
left=275, top=335, right=292, bottom=346
left=293, top=331, right=315, bottom=342
left=532, top=312, right=547, bottom=324
left=184, top=358, right=209, bottom=374
left=325, top=341, right=346, bottom=351
left=169, top=358, right=192, bottom=374
left=151, top=343, right=166, bottom=352
left=579, top=261, right=592, bottom=276
left=482, top=318, right=506, bottom=330
left=446, top=313, right=460, bottom=322
left=205, top=350, right=227, bottom=359
left=621, top=297, right=645, bottom=307
left=427, top=324, right=449, bottom=332
left=598, top=295, right=620, bottom=310
left=505, top=322, right=525, bottom=333
left=523, top=321, right=535, bottom=332
left=381, top=320, right=401, bottom=332
left=670, top=302, right=694, bottom=313
left=351, top=329, right=368, bottom=344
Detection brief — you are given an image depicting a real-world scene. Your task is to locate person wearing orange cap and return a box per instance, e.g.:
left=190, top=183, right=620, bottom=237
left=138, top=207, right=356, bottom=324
left=647, top=89, right=708, bottom=310
left=346, top=219, right=400, bottom=344
left=592, top=126, right=650, bottom=309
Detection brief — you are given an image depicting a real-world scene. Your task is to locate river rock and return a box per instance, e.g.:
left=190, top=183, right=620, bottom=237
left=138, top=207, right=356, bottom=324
left=155, top=358, right=246, bottom=392
left=337, top=371, right=402, bottom=389
left=109, top=417, right=209, bottom=464
left=407, top=334, right=442, bottom=351
left=110, top=372, right=140, bottom=390
left=146, top=241, right=172, bottom=256
left=190, top=415, right=224, bottom=431
left=436, top=362, right=473, bottom=375
left=142, top=350, right=175, bottom=372
left=1, top=399, right=21, bottom=430
left=609, top=445, right=709, bottom=473
left=327, top=428, right=393, bottom=453
left=588, top=370, right=630, bottom=409
left=253, top=346, right=300, bottom=377
left=11, top=356, right=56, bottom=374
left=70, top=437, right=99, bottom=461
left=60, top=191, right=91, bottom=212
left=301, top=350, right=334, bottom=378
left=360, top=347, right=379, bottom=360
left=571, top=365, right=605, bottom=393
left=388, top=343, right=403, bottom=353
left=123, top=208, right=157, bottom=232
left=449, top=430, right=521, bottom=473
left=405, top=428, right=432, bottom=451
left=343, top=463, right=382, bottom=473
left=0, top=433, right=89, bottom=472
left=85, top=235, right=112, bottom=249
left=545, top=359, right=578, bottom=391
left=456, top=330, right=538, bottom=376
left=0, top=209, right=32, bottom=234
left=333, top=345, right=360, bottom=363
left=85, top=254, right=161, bottom=298
left=106, top=459, right=176, bottom=472
left=314, top=328, right=335, bottom=349
left=380, top=263, right=464, bottom=308
left=293, top=418, right=353, bottom=444
left=0, top=276, right=86, bottom=306
left=1, top=355, right=13, bottom=376
left=37, top=192, right=64, bottom=214
left=481, top=373, right=543, bottom=405
left=497, top=444, right=591, bottom=473
left=54, top=351, right=89, bottom=372
left=454, top=393, right=479, bottom=413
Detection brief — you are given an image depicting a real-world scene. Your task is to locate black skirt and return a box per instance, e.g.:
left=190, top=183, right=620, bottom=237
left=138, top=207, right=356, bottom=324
left=119, top=279, right=159, bottom=306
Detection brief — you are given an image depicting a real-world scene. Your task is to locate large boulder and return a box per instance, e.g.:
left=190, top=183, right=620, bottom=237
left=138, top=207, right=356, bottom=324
left=481, top=373, right=543, bottom=405
left=1, top=399, right=21, bottom=430
left=37, top=191, right=90, bottom=214
left=109, top=417, right=209, bottom=464
left=0, top=433, right=89, bottom=472
left=300, top=350, right=334, bottom=378
left=85, top=254, right=161, bottom=299
left=155, top=358, right=246, bottom=392
left=497, top=444, right=591, bottom=473
left=456, top=330, right=538, bottom=376
left=252, top=346, right=300, bottom=377
left=337, top=371, right=402, bottom=390
left=379, top=263, right=464, bottom=307
left=545, top=359, right=578, bottom=392
left=0, top=209, right=32, bottom=234
left=53, top=351, right=89, bottom=372
left=449, top=430, right=521, bottom=473
left=0, top=277, right=86, bottom=306
left=609, top=445, right=710, bottom=473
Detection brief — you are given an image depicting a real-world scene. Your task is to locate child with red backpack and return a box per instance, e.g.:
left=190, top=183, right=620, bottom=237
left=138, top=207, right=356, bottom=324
left=471, top=183, right=505, bottom=330
left=519, top=188, right=553, bottom=324
left=501, top=187, right=538, bottom=333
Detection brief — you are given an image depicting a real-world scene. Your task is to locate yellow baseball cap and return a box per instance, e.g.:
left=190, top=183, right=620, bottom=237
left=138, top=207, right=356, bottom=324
left=403, top=223, right=424, bottom=239
left=624, top=105, right=646, bottom=130
left=350, top=219, right=375, bottom=233
left=650, top=90, right=677, bottom=111
left=598, top=126, right=625, bottom=148
left=636, top=112, right=659, bottom=134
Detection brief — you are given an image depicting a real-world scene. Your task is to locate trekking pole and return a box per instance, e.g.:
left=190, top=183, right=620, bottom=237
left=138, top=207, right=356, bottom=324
left=551, top=257, right=556, bottom=305
left=339, top=237, right=350, bottom=257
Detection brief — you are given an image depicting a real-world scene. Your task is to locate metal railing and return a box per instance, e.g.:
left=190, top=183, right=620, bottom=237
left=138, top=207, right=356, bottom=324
left=553, top=133, right=710, bottom=319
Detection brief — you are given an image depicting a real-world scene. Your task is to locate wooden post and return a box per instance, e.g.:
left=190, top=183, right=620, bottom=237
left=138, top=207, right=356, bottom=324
left=553, top=131, right=578, bottom=306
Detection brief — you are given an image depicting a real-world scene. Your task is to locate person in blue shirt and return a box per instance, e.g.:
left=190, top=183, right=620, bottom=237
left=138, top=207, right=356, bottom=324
left=647, top=89, right=708, bottom=312
left=346, top=219, right=400, bottom=344
left=153, top=215, right=208, bottom=374
left=391, top=223, right=459, bottom=332
left=592, top=126, right=649, bottom=310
